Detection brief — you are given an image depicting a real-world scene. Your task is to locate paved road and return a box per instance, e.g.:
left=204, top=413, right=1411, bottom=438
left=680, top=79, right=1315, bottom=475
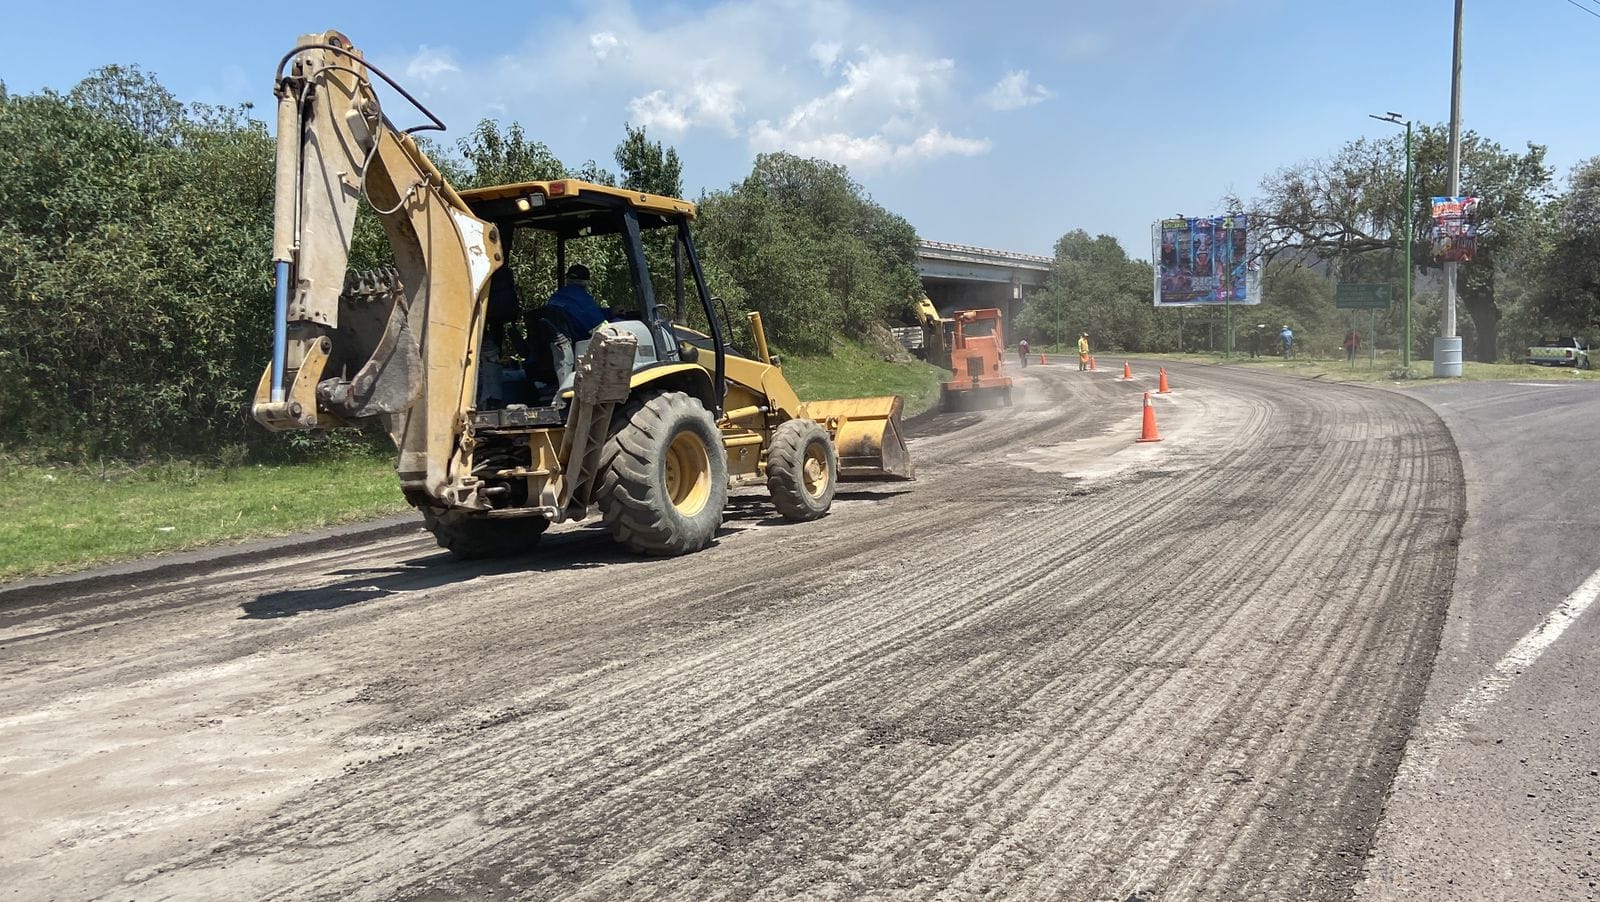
left=0, top=362, right=1464, bottom=900
left=1357, top=377, right=1600, bottom=902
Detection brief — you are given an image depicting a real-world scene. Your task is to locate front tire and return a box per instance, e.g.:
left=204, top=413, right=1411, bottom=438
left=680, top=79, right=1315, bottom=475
left=766, top=418, right=837, bottom=521
left=597, top=390, right=729, bottom=555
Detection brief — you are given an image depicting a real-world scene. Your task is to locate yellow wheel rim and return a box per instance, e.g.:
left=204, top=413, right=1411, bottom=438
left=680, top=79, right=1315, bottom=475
left=664, top=430, right=713, bottom=516
left=802, top=442, right=829, bottom=499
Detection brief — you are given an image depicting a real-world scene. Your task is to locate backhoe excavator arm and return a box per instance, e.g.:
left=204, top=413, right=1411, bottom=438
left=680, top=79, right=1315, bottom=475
left=251, top=30, right=503, bottom=504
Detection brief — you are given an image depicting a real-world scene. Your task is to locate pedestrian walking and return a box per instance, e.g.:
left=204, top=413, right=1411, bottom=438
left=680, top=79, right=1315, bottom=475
left=1280, top=324, right=1295, bottom=360
left=1077, top=332, right=1091, bottom=371
left=1018, top=338, right=1030, bottom=367
left=1343, top=329, right=1361, bottom=362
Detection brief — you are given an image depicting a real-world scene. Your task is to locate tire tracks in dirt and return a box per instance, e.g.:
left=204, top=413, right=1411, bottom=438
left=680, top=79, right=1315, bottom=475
left=0, top=362, right=1463, bottom=901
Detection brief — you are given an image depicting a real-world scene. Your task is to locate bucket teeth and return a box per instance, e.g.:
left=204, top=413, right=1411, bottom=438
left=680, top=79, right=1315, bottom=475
left=342, top=266, right=403, bottom=302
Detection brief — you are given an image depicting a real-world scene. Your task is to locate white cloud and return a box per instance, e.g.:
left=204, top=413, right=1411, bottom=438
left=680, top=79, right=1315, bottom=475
left=626, top=80, right=741, bottom=135
left=748, top=46, right=978, bottom=168
left=750, top=124, right=989, bottom=169
left=628, top=90, right=691, bottom=132
left=983, top=70, right=1053, bottom=111
left=404, top=2, right=995, bottom=172
left=809, top=40, right=842, bottom=72
left=589, top=31, right=622, bottom=60
left=405, top=45, right=460, bottom=84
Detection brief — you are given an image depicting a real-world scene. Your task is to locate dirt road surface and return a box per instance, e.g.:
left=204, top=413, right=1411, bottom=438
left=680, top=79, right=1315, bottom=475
left=0, top=362, right=1464, bottom=901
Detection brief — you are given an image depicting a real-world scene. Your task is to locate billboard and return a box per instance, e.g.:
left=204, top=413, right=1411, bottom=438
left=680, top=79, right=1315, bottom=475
left=1430, top=196, right=1480, bottom=263
left=1153, top=215, right=1260, bottom=306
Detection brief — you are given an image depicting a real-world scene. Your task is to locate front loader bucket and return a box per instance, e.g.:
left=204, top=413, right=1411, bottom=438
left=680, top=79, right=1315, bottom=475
left=804, top=395, right=914, bottom=481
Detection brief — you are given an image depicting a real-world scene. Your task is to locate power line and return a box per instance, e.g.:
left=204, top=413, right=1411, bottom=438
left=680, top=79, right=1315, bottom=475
left=1560, top=0, right=1600, bottom=21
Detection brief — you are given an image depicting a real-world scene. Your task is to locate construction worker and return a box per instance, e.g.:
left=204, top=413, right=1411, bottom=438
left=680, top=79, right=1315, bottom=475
left=1018, top=337, right=1030, bottom=367
left=544, top=263, right=607, bottom=341
left=1077, top=332, right=1091, bottom=371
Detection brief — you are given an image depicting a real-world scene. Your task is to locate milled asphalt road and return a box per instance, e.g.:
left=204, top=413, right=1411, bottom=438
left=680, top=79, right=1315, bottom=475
left=1, top=363, right=1594, bottom=900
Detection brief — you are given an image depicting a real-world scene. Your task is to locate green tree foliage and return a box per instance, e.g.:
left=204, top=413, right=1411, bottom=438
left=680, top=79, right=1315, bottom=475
left=1519, top=157, right=1600, bottom=337
left=65, top=64, right=185, bottom=141
left=1246, top=126, right=1554, bottom=361
left=0, top=69, right=923, bottom=461
left=616, top=123, right=683, bottom=198
left=454, top=119, right=566, bottom=189
left=694, top=152, right=920, bottom=353
left=0, top=71, right=276, bottom=459
left=1020, top=231, right=1160, bottom=352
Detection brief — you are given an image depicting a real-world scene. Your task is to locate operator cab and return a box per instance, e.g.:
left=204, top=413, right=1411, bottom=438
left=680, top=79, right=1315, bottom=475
left=459, top=179, right=727, bottom=425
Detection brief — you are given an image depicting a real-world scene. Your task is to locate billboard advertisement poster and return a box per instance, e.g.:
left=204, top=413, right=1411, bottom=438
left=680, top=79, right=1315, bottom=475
left=1153, top=215, right=1261, bottom=306
left=1430, top=196, right=1480, bottom=263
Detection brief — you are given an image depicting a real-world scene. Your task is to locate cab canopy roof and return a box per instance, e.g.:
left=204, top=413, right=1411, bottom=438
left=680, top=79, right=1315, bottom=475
left=460, top=179, right=695, bottom=239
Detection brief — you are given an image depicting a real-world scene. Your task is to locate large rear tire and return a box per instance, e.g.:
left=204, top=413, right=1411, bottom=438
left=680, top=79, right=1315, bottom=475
left=424, top=511, right=548, bottom=560
left=597, top=390, right=729, bottom=555
left=766, top=418, right=836, bottom=522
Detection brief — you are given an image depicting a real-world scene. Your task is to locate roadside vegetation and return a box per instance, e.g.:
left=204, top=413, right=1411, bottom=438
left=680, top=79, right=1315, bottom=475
left=0, top=455, right=406, bottom=581
left=783, top=341, right=945, bottom=415
left=0, top=340, right=938, bottom=580
left=1144, top=349, right=1600, bottom=385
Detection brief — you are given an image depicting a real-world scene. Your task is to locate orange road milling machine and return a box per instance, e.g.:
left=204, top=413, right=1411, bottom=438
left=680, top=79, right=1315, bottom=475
left=936, top=308, right=1013, bottom=411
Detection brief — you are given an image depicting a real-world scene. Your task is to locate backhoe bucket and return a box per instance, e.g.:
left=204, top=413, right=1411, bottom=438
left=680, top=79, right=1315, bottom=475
left=804, top=395, right=914, bottom=481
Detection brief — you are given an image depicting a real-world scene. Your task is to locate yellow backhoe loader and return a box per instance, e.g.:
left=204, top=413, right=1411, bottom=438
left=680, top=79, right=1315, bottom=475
left=252, top=31, right=911, bottom=558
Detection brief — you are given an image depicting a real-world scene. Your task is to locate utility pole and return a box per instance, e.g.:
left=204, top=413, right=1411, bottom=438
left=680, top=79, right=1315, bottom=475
left=1404, top=119, right=1413, bottom=369
left=1436, top=0, right=1465, bottom=376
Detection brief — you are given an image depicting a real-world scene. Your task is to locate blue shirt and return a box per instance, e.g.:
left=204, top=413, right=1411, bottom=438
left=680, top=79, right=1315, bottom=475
left=544, top=283, right=605, bottom=339
left=1280, top=329, right=1294, bottom=345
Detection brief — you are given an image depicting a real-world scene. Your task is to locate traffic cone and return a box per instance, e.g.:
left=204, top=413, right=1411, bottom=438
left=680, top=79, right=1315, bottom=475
left=1040, top=353, right=1048, bottom=365
left=1121, top=361, right=1133, bottom=381
left=1136, top=392, right=1162, bottom=443
left=1158, top=368, right=1171, bottom=393
left=1089, top=356, right=1097, bottom=371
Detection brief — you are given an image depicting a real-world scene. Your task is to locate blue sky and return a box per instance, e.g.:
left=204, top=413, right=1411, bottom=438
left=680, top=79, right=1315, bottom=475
left=4, top=1, right=1598, bottom=259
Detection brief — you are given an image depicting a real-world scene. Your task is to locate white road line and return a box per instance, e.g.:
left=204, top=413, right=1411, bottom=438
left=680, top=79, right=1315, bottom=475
left=1398, top=565, right=1600, bottom=782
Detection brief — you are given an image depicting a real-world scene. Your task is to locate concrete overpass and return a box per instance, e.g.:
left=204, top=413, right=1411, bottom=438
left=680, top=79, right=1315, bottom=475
left=916, top=240, right=1053, bottom=328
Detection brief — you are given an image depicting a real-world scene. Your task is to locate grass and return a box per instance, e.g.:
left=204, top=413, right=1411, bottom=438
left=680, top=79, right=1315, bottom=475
left=0, top=456, right=408, bottom=582
left=781, top=340, right=947, bottom=415
left=1132, top=349, right=1600, bottom=385
left=0, top=342, right=944, bottom=582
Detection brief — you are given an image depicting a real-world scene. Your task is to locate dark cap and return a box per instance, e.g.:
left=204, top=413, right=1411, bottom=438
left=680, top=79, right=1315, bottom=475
left=566, top=263, right=591, bottom=282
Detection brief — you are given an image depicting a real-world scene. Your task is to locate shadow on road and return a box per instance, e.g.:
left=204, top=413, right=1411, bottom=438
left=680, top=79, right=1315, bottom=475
left=240, top=525, right=629, bottom=620
left=241, top=487, right=912, bottom=620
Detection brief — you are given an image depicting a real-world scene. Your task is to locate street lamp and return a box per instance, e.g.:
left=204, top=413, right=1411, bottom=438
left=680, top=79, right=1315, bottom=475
left=1370, top=111, right=1413, bottom=369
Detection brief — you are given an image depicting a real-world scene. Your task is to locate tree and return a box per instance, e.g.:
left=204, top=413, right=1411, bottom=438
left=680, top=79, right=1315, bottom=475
left=454, top=119, right=565, bottom=188
left=0, top=74, right=282, bottom=459
left=615, top=123, right=682, bottom=198
left=1021, top=231, right=1158, bottom=352
left=66, top=64, right=184, bottom=142
left=1520, top=157, right=1600, bottom=336
left=694, top=152, right=920, bottom=353
left=1244, top=126, right=1553, bottom=361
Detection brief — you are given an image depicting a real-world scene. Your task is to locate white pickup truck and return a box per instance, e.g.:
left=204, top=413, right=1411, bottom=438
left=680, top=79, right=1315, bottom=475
left=1525, top=336, right=1593, bottom=369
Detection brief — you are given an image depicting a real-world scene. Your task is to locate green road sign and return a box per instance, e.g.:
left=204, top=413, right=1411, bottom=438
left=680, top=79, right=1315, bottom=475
left=1336, top=283, right=1392, bottom=310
